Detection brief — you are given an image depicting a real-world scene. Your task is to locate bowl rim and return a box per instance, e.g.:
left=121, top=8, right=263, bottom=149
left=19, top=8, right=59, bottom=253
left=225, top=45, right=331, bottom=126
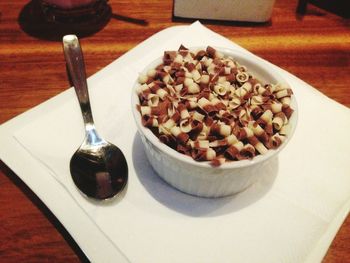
left=131, top=46, right=298, bottom=170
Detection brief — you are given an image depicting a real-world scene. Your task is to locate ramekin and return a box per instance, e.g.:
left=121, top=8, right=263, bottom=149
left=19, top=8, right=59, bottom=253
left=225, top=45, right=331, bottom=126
left=131, top=47, right=298, bottom=198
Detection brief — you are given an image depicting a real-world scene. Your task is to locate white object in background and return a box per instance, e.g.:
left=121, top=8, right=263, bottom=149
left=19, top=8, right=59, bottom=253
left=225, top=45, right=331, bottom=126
left=173, top=0, right=276, bottom=22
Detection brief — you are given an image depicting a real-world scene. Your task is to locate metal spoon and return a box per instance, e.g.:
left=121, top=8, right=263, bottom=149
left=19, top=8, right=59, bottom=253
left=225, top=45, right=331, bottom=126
left=63, top=35, right=128, bottom=200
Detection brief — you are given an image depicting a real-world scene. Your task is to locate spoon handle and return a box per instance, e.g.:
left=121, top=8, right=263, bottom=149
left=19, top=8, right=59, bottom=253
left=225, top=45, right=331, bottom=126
left=63, top=35, right=94, bottom=126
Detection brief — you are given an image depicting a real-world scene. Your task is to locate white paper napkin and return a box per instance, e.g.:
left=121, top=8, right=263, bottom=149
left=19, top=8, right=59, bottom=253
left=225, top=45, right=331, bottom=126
left=13, top=22, right=350, bottom=263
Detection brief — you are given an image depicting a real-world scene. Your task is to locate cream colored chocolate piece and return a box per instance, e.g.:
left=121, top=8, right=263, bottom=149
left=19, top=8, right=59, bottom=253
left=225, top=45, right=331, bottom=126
left=146, top=94, right=159, bottom=107
left=140, top=106, right=151, bottom=116
left=138, top=73, right=148, bottom=84
left=170, top=126, right=182, bottom=137
left=198, top=97, right=211, bottom=108
left=180, top=119, right=192, bottom=133
left=219, top=124, right=232, bottom=137
left=192, top=111, right=205, bottom=122
left=255, top=141, right=268, bottom=154
left=206, top=148, right=216, bottom=160
left=271, top=102, right=283, bottom=113
left=188, top=83, right=200, bottom=94
left=233, top=141, right=244, bottom=151
left=163, top=118, right=176, bottom=130
left=156, top=89, right=168, bottom=100
left=200, top=74, right=210, bottom=84
left=147, top=68, right=156, bottom=78
left=260, top=109, right=273, bottom=124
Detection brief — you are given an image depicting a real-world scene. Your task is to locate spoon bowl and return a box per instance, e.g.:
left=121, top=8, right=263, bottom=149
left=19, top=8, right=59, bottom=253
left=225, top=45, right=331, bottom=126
left=63, top=35, right=128, bottom=200
left=70, top=131, right=128, bottom=200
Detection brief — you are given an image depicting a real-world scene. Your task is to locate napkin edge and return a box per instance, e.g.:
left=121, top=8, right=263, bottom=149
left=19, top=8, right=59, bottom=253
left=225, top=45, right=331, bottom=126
left=305, top=199, right=350, bottom=263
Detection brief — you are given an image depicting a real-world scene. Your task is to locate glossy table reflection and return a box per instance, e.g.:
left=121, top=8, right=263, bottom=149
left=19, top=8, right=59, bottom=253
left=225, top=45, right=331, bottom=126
left=0, top=0, right=349, bottom=262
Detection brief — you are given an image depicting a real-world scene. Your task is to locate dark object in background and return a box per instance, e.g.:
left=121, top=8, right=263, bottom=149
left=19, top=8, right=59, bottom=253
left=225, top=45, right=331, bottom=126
left=18, top=0, right=111, bottom=41
left=41, top=0, right=110, bottom=24
left=298, top=0, right=349, bottom=18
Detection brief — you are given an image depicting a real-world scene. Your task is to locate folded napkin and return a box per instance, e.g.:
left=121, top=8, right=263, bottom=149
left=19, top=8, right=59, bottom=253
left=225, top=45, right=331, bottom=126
left=13, top=22, right=350, bottom=263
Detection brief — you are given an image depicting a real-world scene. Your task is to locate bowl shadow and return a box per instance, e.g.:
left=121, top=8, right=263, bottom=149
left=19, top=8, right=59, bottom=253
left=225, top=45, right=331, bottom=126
left=132, top=133, right=279, bottom=217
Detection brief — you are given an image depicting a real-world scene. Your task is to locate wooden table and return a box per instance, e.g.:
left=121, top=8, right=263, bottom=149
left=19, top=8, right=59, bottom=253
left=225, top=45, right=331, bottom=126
left=0, top=0, right=349, bottom=262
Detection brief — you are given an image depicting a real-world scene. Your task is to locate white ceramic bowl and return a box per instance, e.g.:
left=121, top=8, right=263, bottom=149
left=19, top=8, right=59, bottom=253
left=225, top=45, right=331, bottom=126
left=131, top=47, right=298, bottom=198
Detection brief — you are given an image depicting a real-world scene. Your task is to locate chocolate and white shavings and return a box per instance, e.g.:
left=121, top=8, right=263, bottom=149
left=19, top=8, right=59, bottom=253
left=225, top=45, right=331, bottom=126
left=136, top=45, right=294, bottom=166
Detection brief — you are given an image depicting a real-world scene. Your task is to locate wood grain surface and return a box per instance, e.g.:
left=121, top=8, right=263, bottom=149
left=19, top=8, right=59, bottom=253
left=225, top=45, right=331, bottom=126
left=0, top=0, right=349, bottom=262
